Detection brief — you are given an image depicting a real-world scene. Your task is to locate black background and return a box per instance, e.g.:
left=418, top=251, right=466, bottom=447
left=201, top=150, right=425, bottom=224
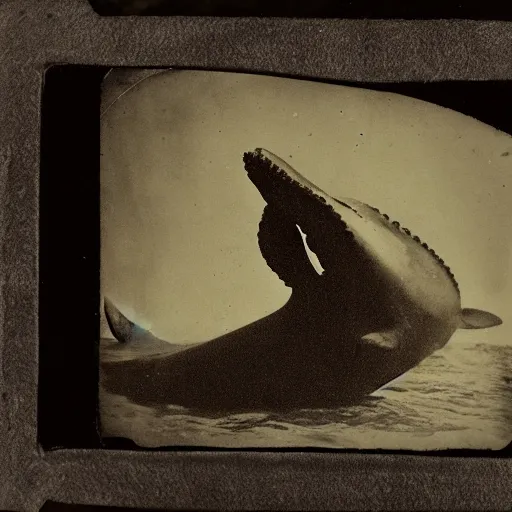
left=39, top=66, right=104, bottom=450
left=88, top=0, right=512, bottom=19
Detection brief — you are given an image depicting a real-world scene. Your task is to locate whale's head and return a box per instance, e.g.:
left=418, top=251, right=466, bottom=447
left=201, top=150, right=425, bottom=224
left=243, top=148, right=502, bottom=356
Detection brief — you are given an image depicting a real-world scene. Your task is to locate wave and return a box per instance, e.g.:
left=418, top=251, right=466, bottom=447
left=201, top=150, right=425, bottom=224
left=99, top=341, right=512, bottom=450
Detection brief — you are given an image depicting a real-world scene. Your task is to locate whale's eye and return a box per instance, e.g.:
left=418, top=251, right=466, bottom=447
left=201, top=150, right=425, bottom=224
left=296, top=224, right=325, bottom=276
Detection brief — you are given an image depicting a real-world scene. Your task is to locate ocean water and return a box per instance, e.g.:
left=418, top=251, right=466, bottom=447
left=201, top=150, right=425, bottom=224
left=99, top=339, right=512, bottom=450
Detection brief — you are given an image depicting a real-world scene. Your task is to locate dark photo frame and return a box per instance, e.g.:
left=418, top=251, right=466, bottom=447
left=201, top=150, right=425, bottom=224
left=1, top=1, right=511, bottom=510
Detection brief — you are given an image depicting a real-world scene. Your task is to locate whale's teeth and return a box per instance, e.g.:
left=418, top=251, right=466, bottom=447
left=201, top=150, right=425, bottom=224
left=246, top=148, right=460, bottom=295
left=367, top=204, right=460, bottom=294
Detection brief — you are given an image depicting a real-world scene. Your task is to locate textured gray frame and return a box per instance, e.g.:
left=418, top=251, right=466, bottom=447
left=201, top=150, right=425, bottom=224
left=0, top=0, right=511, bottom=510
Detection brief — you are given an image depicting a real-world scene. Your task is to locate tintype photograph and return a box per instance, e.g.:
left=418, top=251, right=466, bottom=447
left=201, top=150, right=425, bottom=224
left=99, top=69, right=511, bottom=450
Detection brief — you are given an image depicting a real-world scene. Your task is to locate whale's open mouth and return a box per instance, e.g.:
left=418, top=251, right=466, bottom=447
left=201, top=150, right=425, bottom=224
left=243, top=147, right=460, bottom=294
left=243, top=148, right=361, bottom=281
left=243, top=148, right=339, bottom=221
left=243, top=148, right=358, bottom=236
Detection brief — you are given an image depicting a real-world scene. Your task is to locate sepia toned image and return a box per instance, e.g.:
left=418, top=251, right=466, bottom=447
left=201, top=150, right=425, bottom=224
left=99, top=69, right=511, bottom=450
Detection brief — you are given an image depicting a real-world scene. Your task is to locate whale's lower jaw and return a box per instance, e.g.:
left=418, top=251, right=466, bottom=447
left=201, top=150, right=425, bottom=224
left=99, top=332, right=415, bottom=414
left=101, top=359, right=380, bottom=413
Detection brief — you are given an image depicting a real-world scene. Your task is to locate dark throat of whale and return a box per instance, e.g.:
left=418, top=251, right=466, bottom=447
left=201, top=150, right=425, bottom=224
left=243, top=149, right=395, bottom=337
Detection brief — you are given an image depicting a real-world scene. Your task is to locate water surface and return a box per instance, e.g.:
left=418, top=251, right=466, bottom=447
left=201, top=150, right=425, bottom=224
left=99, top=339, right=512, bottom=450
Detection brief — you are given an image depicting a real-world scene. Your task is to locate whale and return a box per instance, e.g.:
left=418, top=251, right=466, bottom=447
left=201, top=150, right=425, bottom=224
left=100, top=148, right=503, bottom=413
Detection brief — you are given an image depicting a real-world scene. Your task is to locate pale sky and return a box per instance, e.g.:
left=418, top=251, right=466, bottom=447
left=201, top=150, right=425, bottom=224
left=100, top=70, right=512, bottom=347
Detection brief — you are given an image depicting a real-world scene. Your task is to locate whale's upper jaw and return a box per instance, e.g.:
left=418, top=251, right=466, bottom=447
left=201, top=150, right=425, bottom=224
left=242, top=148, right=359, bottom=274
left=242, top=148, right=461, bottom=317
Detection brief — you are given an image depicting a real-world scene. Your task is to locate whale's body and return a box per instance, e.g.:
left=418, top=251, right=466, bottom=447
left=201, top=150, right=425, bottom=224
left=100, top=148, right=502, bottom=413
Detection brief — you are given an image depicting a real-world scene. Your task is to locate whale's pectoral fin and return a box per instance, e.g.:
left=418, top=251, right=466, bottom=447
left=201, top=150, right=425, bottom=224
left=361, top=331, right=399, bottom=350
left=104, top=297, right=154, bottom=344
left=459, top=308, right=503, bottom=329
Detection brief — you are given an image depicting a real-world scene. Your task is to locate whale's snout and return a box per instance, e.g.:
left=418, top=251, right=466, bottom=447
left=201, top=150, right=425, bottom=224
left=243, top=148, right=331, bottom=216
left=243, top=148, right=365, bottom=283
left=242, top=148, right=357, bottom=263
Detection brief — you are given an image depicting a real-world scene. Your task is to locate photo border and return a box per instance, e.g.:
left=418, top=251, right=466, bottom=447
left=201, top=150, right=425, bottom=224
left=0, top=1, right=511, bottom=510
